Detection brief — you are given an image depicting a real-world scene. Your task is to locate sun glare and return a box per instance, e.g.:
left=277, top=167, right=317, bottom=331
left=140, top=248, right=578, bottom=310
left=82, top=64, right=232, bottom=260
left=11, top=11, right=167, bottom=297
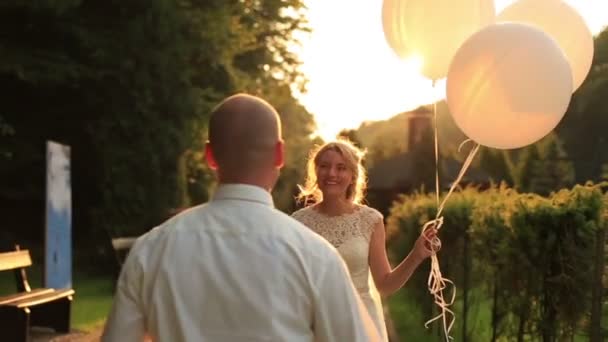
left=294, top=0, right=608, bottom=142
left=292, top=0, right=443, bottom=141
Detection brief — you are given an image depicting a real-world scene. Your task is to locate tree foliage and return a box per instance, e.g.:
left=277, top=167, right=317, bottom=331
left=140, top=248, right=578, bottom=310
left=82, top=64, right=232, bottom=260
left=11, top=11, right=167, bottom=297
left=386, top=183, right=606, bottom=341
left=0, top=0, right=314, bottom=249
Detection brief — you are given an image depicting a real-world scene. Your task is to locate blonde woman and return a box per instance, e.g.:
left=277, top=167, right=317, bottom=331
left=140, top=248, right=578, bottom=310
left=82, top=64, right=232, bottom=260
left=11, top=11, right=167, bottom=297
left=292, top=139, right=436, bottom=341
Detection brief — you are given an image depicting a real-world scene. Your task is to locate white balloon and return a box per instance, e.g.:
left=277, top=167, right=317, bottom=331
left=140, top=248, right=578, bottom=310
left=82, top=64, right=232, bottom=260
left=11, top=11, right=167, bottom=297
left=446, top=23, right=573, bottom=150
left=382, top=0, right=495, bottom=81
left=497, top=0, right=594, bottom=91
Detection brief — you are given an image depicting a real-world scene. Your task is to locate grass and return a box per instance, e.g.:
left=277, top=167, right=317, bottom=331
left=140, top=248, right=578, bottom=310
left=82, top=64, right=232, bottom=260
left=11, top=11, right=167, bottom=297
left=386, top=288, right=494, bottom=341
left=0, top=265, right=115, bottom=332
left=387, top=286, right=605, bottom=341
left=386, top=292, right=439, bottom=341
left=69, top=274, right=114, bottom=331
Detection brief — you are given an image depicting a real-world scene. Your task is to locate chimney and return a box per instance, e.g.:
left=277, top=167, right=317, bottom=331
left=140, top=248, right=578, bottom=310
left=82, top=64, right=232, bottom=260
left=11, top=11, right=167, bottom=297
left=407, top=105, right=433, bottom=151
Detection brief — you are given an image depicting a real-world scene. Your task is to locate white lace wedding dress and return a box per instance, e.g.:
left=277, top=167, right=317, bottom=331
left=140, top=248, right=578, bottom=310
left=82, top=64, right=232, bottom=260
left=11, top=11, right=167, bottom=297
left=292, top=205, right=388, bottom=342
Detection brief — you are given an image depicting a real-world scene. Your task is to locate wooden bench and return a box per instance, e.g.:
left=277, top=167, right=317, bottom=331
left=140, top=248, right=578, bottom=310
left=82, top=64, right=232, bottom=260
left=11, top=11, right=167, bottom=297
left=111, top=236, right=138, bottom=284
left=111, top=236, right=138, bottom=268
left=0, top=247, right=75, bottom=342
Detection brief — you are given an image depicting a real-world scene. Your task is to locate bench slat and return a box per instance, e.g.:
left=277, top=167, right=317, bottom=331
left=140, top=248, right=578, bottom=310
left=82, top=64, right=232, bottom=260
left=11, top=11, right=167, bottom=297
left=0, top=250, right=32, bottom=271
left=112, top=237, right=138, bottom=251
left=0, top=288, right=55, bottom=305
left=5, top=289, right=75, bottom=309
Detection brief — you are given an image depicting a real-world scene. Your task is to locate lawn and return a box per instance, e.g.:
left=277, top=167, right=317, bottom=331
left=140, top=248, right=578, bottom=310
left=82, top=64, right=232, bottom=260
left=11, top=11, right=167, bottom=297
left=386, top=288, right=493, bottom=341
left=387, top=287, right=601, bottom=341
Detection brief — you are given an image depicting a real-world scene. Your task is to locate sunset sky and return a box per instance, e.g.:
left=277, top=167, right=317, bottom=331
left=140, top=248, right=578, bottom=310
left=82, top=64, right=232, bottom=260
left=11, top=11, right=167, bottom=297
left=296, top=0, right=608, bottom=141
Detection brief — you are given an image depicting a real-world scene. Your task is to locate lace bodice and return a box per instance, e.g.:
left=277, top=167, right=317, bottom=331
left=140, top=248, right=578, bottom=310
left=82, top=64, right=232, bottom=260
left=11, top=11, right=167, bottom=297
left=292, top=204, right=388, bottom=341
left=292, top=205, right=383, bottom=291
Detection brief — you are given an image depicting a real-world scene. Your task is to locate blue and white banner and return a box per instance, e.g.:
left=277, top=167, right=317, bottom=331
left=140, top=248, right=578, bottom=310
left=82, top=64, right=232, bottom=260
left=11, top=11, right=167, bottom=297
left=45, top=141, right=72, bottom=289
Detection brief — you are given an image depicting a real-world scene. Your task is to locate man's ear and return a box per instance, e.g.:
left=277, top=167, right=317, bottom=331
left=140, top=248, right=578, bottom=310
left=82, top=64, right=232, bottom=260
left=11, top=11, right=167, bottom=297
left=205, top=142, right=218, bottom=170
left=274, top=140, right=285, bottom=169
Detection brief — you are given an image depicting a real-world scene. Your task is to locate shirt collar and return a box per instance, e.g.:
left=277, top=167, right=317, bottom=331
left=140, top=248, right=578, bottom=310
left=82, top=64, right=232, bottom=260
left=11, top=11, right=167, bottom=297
left=212, top=184, right=274, bottom=207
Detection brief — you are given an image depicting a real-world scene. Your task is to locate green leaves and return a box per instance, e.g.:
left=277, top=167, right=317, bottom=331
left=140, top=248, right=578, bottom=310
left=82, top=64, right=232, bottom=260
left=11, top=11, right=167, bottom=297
left=386, top=184, right=605, bottom=340
left=0, top=0, right=313, bottom=241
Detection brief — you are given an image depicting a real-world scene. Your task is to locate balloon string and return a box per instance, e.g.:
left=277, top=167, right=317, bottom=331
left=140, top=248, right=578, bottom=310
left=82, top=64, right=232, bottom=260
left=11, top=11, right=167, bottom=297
left=424, top=83, right=480, bottom=341
left=435, top=142, right=479, bottom=220
left=433, top=81, right=440, bottom=206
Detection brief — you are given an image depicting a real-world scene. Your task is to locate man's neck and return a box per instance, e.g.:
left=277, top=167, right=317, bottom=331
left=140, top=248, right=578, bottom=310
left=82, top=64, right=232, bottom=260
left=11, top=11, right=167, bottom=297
left=218, top=173, right=274, bottom=193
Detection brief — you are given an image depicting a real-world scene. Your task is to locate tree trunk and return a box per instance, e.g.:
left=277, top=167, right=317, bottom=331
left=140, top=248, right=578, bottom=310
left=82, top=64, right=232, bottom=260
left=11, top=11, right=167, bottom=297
left=462, top=230, right=470, bottom=342
left=517, top=307, right=527, bottom=342
left=542, top=276, right=557, bottom=342
left=176, top=151, right=190, bottom=208
left=590, top=225, right=605, bottom=342
left=491, top=274, right=499, bottom=342
left=542, top=296, right=557, bottom=342
left=517, top=293, right=529, bottom=342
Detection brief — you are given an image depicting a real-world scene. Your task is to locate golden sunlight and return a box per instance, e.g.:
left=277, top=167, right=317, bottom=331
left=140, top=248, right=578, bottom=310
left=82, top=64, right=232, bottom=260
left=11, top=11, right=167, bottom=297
left=295, top=0, right=608, bottom=141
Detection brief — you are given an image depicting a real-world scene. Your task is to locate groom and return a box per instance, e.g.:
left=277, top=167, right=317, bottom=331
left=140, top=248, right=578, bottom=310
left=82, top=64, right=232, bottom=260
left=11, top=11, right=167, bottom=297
left=102, top=93, right=380, bottom=341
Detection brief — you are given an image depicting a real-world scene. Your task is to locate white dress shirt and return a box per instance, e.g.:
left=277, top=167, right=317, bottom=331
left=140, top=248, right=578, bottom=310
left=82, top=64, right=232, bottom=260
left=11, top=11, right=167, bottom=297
left=102, top=184, right=377, bottom=342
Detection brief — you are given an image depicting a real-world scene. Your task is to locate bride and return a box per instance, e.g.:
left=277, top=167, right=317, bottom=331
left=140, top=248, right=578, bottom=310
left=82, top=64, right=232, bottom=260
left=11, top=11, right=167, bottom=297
left=292, top=139, right=436, bottom=341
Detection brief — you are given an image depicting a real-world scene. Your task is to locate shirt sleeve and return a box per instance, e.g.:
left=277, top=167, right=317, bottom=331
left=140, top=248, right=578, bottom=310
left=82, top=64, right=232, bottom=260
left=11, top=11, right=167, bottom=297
left=101, top=248, right=147, bottom=342
left=312, top=249, right=381, bottom=342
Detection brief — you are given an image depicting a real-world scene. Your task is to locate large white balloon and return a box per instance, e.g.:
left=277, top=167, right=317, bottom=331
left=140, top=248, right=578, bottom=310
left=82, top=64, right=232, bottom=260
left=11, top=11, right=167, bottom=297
left=382, top=0, right=495, bottom=81
left=497, top=0, right=594, bottom=92
left=446, top=23, right=573, bottom=150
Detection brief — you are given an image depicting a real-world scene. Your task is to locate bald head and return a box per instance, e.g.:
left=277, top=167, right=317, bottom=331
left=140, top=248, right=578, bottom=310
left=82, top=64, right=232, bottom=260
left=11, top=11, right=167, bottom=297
left=207, top=94, right=283, bottom=181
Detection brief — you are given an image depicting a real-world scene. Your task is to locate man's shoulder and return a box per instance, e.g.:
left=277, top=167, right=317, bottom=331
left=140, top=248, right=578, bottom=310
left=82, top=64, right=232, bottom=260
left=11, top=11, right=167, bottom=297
left=248, top=206, right=340, bottom=259
left=131, top=202, right=338, bottom=257
left=126, top=204, right=207, bottom=254
left=270, top=208, right=330, bottom=245
left=126, top=222, right=169, bottom=262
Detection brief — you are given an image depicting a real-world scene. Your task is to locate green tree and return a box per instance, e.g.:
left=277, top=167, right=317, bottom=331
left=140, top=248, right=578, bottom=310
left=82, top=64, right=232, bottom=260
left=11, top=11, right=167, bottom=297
left=476, top=148, right=514, bottom=185
left=0, top=0, right=313, bottom=252
left=556, top=27, right=608, bottom=183
left=529, top=133, right=575, bottom=195
left=409, top=126, right=437, bottom=191
left=337, top=129, right=363, bottom=148
left=513, top=133, right=574, bottom=195
left=209, top=0, right=314, bottom=212
left=266, top=84, right=316, bottom=212
left=387, top=184, right=602, bottom=341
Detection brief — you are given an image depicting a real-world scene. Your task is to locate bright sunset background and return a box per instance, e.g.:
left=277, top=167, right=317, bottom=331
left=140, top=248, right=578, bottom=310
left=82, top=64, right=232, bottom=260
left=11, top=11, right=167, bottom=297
left=296, top=0, right=608, bottom=141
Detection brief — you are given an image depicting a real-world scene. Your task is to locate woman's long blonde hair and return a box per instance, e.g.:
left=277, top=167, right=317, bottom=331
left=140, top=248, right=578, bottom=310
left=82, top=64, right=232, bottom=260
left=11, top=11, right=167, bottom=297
left=297, top=139, right=368, bottom=205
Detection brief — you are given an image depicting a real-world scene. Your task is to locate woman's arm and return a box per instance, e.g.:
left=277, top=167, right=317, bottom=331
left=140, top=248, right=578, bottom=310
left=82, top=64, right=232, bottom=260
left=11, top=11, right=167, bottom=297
left=368, top=220, right=436, bottom=296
